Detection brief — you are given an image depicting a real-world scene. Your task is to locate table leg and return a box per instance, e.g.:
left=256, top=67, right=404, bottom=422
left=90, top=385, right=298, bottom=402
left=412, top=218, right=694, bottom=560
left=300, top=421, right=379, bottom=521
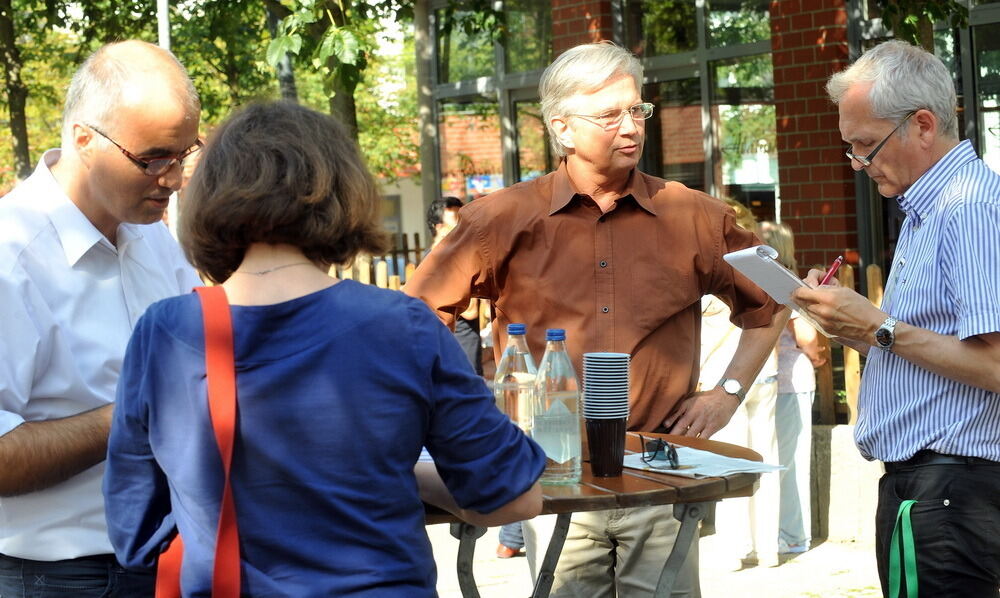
left=653, top=502, right=711, bottom=598
left=530, top=512, right=571, bottom=598
left=450, top=522, right=487, bottom=598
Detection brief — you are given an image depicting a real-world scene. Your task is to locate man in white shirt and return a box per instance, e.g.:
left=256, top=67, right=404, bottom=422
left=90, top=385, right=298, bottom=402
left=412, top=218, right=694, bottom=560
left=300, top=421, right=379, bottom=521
left=0, top=40, right=202, bottom=596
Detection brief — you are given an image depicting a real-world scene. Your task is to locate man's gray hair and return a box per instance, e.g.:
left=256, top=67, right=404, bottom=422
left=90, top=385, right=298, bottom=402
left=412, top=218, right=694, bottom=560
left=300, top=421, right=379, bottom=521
left=539, top=41, right=643, bottom=157
left=61, top=42, right=200, bottom=149
left=826, top=40, right=958, bottom=139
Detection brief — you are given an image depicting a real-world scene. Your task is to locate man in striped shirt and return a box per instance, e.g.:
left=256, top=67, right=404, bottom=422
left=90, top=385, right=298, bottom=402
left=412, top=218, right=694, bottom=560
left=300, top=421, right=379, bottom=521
left=794, top=40, right=1000, bottom=597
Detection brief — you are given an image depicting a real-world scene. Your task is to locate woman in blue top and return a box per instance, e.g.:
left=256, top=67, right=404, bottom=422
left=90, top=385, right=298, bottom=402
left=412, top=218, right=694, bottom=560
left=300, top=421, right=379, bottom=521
left=103, top=101, right=545, bottom=597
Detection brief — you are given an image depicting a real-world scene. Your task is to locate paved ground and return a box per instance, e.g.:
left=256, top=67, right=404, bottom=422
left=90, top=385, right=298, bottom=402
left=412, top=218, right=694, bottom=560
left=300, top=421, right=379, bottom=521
left=429, top=524, right=882, bottom=598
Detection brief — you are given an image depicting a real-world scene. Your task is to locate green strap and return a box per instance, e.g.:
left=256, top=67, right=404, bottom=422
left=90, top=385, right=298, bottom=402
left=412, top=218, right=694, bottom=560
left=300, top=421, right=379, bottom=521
left=888, top=499, right=919, bottom=598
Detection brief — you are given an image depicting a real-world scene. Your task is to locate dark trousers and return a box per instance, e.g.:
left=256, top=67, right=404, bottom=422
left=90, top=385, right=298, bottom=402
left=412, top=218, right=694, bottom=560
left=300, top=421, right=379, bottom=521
left=877, top=452, right=1000, bottom=598
left=453, top=316, right=482, bottom=375
left=0, top=553, right=154, bottom=598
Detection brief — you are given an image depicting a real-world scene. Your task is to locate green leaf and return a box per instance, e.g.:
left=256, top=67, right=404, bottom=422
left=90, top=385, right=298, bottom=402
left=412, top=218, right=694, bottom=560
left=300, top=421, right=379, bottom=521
left=266, top=34, right=301, bottom=67
left=317, top=31, right=337, bottom=63
left=333, top=30, right=360, bottom=65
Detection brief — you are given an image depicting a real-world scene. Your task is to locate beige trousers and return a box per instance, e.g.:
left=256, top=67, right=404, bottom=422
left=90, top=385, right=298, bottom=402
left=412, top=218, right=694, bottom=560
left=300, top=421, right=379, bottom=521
left=522, top=504, right=701, bottom=598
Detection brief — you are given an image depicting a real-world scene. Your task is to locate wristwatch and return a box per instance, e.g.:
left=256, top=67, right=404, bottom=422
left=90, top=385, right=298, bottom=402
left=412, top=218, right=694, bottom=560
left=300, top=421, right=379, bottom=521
left=718, top=378, right=747, bottom=403
left=874, top=316, right=898, bottom=351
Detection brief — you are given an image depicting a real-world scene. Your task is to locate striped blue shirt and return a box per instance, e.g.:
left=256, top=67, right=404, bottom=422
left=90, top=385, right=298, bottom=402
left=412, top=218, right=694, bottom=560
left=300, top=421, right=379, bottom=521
left=855, top=140, right=1000, bottom=462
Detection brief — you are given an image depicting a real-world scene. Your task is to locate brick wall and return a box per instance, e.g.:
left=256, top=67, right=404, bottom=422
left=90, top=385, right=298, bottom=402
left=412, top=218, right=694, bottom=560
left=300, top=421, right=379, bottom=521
left=439, top=112, right=504, bottom=198
left=552, top=0, right=614, bottom=55
left=659, top=105, right=704, bottom=165
left=771, top=0, right=857, bottom=273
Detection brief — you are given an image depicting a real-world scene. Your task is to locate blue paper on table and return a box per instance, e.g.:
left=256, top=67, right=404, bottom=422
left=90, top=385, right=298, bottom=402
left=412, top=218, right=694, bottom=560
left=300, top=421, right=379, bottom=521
left=623, top=446, right=784, bottom=479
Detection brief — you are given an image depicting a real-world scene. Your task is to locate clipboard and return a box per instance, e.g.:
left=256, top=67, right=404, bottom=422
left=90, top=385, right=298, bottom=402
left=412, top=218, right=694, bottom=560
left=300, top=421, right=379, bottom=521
left=723, top=245, right=832, bottom=337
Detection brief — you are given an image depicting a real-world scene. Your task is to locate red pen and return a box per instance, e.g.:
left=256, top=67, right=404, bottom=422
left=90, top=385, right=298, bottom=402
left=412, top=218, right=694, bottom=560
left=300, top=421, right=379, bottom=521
left=819, top=255, right=844, bottom=286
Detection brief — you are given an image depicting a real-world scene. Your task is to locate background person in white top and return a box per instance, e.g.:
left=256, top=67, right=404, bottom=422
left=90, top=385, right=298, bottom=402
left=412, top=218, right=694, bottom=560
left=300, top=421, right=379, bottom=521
left=0, top=40, right=202, bottom=596
left=698, top=199, right=781, bottom=570
left=757, top=221, right=825, bottom=557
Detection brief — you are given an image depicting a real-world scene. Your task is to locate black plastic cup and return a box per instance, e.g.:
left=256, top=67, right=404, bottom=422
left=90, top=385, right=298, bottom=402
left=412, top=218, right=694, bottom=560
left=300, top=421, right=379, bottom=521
left=585, top=417, right=627, bottom=477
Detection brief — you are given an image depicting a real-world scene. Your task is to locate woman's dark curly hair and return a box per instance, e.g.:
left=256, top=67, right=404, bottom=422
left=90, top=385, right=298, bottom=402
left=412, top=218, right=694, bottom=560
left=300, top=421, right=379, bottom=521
left=179, top=100, right=390, bottom=283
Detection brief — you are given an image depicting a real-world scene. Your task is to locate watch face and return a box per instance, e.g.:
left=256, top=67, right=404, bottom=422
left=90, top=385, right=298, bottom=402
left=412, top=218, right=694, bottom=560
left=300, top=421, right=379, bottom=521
left=875, top=327, right=892, bottom=347
left=723, top=379, right=741, bottom=394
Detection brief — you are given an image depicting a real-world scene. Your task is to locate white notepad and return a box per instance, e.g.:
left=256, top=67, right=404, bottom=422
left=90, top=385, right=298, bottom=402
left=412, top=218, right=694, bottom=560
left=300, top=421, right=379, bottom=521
left=723, top=245, right=832, bottom=337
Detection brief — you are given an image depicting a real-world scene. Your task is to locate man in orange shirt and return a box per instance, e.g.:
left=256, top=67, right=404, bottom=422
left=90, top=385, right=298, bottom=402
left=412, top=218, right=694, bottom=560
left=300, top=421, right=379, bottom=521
left=406, top=41, right=785, bottom=597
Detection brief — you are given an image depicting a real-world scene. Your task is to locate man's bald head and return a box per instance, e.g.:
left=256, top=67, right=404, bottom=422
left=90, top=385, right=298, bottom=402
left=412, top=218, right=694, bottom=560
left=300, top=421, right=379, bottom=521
left=61, top=40, right=200, bottom=148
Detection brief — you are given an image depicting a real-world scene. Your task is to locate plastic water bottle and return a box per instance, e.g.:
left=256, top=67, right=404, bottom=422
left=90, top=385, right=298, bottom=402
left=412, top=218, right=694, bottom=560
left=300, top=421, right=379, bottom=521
left=493, top=323, right=536, bottom=433
left=531, top=328, right=582, bottom=484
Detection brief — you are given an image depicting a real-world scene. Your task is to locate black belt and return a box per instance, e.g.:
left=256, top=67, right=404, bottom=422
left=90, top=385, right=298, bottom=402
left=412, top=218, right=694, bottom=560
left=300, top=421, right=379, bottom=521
left=0, top=553, right=119, bottom=564
left=884, top=450, right=999, bottom=473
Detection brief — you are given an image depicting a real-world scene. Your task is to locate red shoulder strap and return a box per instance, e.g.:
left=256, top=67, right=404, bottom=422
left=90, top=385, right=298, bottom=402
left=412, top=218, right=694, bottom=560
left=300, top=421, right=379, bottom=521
left=156, top=286, right=242, bottom=598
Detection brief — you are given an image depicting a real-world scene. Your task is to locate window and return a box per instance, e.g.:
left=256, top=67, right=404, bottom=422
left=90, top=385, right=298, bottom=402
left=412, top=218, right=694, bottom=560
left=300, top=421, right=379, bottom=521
left=438, top=99, right=504, bottom=200
left=974, top=23, right=1000, bottom=173
left=643, top=78, right=706, bottom=190
left=436, top=8, right=495, bottom=83
left=706, top=0, right=771, bottom=47
left=623, top=0, right=697, bottom=56
left=712, top=54, right=777, bottom=221
left=515, top=101, right=554, bottom=181
left=504, top=0, right=552, bottom=73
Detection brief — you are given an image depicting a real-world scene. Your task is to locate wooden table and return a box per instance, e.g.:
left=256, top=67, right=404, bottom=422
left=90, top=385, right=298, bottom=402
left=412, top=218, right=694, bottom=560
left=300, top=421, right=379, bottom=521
left=425, top=432, right=762, bottom=598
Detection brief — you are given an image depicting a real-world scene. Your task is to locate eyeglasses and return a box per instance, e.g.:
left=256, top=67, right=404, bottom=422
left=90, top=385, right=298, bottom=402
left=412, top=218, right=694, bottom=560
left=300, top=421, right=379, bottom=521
left=88, top=125, right=203, bottom=176
left=639, top=435, right=679, bottom=469
left=569, top=102, right=654, bottom=131
left=845, top=111, right=915, bottom=168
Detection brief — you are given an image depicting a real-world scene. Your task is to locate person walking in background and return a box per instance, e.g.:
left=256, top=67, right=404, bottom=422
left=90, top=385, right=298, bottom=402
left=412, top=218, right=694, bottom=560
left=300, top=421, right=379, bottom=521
left=757, top=221, right=826, bottom=557
left=405, top=41, right=786, bottom=598
left=0, top=40, right=203, bottom=597
left=698, top=199, right=781, bottom=570
left=103, top=101, right=544, bottom=597
left=795, top=40, right=1000, bottom=597
left=426, top=196, right=483, bottom=375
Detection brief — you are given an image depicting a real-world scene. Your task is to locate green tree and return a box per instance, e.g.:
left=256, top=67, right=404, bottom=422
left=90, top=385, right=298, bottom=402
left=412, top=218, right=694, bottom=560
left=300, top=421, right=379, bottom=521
left=171, top=0, right=278, bottom=123
left=876, top=0, right=968, bottom=51
left=0, top=1, right=156, bottom=188
left=265, top=0, right=408, bottom=139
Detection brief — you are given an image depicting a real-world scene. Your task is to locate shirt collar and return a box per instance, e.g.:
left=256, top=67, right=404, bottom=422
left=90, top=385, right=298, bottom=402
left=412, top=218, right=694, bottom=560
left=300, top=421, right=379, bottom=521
left=897, top=139, right=977, bottom=224
left=549, top=160, right=658, bottom=216
left=36, top=150, right=141, bottom=265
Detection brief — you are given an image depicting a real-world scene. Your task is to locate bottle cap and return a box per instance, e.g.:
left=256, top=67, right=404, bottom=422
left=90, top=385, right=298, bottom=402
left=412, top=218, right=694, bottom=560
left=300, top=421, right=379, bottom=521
left=507, top=323, right=526, bottom=335
left=546, top=328, right=566, bottom=341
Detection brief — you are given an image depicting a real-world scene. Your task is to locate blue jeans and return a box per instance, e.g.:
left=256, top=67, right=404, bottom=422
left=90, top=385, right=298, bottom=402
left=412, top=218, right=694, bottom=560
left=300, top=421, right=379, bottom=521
left=0, top=554, right=154, bottom=598
left=500, top=521, right=524, bottom=549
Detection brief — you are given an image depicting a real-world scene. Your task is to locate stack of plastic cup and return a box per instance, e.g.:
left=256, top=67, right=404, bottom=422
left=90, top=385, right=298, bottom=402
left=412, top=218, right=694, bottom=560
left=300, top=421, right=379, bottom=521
left=582, top=352, right=630, bottom=476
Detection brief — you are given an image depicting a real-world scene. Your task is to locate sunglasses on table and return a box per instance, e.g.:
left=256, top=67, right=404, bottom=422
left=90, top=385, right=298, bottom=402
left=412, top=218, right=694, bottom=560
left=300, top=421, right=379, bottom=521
left=639, top=435, right=680, bottom=469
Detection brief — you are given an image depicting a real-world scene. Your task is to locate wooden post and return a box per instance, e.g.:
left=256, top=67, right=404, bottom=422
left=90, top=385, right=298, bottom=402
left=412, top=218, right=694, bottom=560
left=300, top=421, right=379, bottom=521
left=840, top=264, right=861, bottom=424
left=389, top=275, right=401, bottom=290
left=866, top=264, right=884, bottom=307
left=400, top=233, right=412, bottom=280
left=356, top=255, right=372, bottom=285
left=375, top=259, right=389, bottom=289
left=808, top=263, right=837, bottom=424
left=405, top=262, right=416, bottom=282
left=816, top=334, right=836, bottom=424
left=414, top=232, right=424, bottom=264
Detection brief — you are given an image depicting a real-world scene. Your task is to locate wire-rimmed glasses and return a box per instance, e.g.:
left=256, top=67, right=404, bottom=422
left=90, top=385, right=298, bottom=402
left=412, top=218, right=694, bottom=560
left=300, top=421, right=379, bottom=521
left=639, top=435, right=679, bottom=469
left=87, top=124, right=203, bottom=176
left=845, top=111, right=916, bottom=168
left=569, top=102, right=655, bottom=131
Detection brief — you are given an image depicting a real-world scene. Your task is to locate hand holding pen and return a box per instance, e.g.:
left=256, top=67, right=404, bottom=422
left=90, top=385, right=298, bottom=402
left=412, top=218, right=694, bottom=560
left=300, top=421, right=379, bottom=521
left=819, top=255, right=844, bottom=286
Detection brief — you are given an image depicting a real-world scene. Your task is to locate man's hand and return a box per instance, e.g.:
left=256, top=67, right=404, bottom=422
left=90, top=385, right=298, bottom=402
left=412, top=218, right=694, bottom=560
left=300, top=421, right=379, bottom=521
left=792, top=268, right=885, bottom=345
left=663, top=387, right=740, bottom=439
